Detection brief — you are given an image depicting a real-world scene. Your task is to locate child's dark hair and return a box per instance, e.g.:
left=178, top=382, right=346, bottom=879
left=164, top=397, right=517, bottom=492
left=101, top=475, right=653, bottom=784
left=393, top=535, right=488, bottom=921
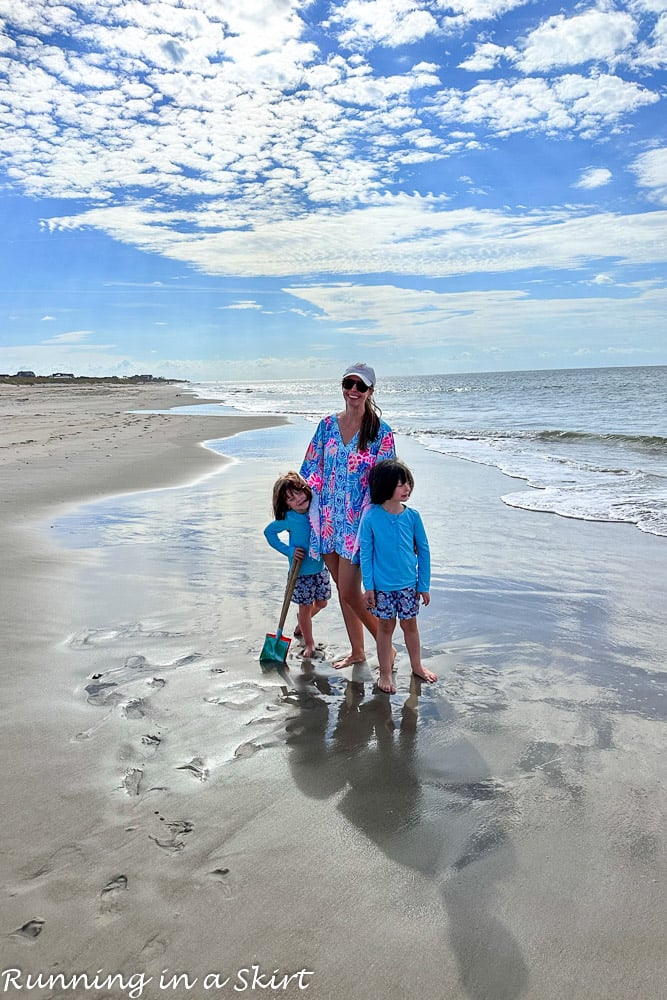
left=272, top=470, right=313, bottom=520
left=368, top=459, right=414, bottom=505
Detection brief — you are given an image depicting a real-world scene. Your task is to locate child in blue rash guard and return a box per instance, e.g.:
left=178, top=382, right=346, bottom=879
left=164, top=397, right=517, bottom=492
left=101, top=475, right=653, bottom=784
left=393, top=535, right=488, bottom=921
left=264, top=471, right=331, bottom=659
left=360, top=459, right=438, bottom=694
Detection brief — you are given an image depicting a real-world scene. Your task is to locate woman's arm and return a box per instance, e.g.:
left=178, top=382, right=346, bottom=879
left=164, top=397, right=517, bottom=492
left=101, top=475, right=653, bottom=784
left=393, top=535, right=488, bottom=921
left=378, top=424, right=396, bottom=461
left=300, top=418, right=326, bottom=493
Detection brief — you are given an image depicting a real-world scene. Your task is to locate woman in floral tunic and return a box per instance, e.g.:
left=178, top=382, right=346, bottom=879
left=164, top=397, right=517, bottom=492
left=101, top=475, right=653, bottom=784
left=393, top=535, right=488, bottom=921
left=300, top=363, right=395, bottom=667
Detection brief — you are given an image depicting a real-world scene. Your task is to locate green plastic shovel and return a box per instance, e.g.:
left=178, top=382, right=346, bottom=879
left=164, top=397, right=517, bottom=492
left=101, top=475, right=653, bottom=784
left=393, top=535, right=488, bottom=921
left=259, top=552, right=304, bottom=664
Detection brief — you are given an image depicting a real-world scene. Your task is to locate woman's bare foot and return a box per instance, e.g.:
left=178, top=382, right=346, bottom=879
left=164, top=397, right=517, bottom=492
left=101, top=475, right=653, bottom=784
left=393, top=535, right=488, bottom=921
left=376, top=670, right=396, bottom=694
left=412, top=664, right=438, bottom=683
left=333, top=652, right=366, bottom=669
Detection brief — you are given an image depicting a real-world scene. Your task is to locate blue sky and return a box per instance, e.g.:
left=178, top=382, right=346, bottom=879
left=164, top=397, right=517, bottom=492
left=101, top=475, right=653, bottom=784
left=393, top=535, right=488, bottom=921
left=1, top=0, right=666, bottom=380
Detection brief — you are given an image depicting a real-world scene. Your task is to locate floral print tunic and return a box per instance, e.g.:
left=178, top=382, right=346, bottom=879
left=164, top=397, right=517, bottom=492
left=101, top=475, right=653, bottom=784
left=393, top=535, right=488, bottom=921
left=300, top=414, right=395, bottom=562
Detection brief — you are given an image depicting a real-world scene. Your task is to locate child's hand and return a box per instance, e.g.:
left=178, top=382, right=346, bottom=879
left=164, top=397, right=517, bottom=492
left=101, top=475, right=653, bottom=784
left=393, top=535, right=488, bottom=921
left=419, top=591, right=430, bottom=606
left=364, top=589, right=376, bottom=610
left=293, top=547, right=306, bottom=561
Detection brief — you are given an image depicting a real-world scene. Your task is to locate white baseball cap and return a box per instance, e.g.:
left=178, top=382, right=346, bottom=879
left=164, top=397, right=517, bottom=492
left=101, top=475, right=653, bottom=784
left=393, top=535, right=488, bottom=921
left=341, top=363, right=376, bottom=387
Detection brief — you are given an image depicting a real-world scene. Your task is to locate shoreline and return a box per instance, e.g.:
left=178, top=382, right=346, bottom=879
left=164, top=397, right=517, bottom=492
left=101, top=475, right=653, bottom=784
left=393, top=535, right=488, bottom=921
left=1, top=385, right=666, bottom=1000
left=0, top=381, right=286, bottom=522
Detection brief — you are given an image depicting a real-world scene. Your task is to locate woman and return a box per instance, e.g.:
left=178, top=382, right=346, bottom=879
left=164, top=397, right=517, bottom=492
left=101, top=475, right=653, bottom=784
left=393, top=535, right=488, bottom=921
left=300, top=363, right=395, bottom=667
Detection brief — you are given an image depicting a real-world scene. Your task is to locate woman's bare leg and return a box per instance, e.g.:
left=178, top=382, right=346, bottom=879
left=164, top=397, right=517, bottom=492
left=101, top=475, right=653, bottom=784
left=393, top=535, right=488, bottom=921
left=324, top=554, right=377, bottom=667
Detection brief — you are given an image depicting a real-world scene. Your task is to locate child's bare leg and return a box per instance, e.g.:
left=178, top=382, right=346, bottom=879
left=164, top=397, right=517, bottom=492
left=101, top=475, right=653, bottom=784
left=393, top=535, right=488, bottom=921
left=400, top=618, right=437, bottom=683
left=296, top=598, right=326, bottom=638
left=377, top=618, right=397, bottom=693
left=297, top=604, right=316, bottom=658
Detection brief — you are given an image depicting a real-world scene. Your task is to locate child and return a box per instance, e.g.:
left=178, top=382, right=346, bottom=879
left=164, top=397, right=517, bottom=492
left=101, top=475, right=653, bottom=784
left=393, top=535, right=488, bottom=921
left=359, top=459, right=437, bottom=694
left=264, top=471, right=331, bottom=658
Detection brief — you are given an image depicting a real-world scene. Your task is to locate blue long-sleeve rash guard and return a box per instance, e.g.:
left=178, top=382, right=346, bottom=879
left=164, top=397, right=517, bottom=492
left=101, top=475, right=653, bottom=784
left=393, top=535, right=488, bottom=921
left=264, top=510, right=325, bottom=576
left=359, top=504, right=430, bottom=593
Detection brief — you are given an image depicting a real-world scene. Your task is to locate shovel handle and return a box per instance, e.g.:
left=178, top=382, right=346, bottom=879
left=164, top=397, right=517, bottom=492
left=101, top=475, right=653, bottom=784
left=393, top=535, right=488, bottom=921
left=277, top=552, right=304, bottom=633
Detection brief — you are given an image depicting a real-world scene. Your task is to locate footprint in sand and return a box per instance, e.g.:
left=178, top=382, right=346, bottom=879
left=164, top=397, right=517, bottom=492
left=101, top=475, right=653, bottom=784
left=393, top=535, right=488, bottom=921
left=139, top=934, right=167, bottom=961
left=11, top=918, right=44, bottom=941
left=141, top=733, right=162, bottom=753
left=176, top=757, right=209, bottom=781
left=233, top=740, right=262, bottom=759
left=210, top=867, right=230, bottom=878
left=84, top=680, right=123, bottom=706
left=101, top=874, right=128, bottom=895
left=207, top=867, right=235, bottom=899
left=69, top=624, right=184, bottom=648
left=149, top=816, right=194, bottom=853
left=81, top=652, right=202, bottom=703
left=121, top=698, right=148, bottom=719
left=100, top=874, right=129, bottom=913
left=18, top=844, right=86, bottom=890
left=125, top=654, right=148, bottom=670
left=121, top=767, right=144, bottom=796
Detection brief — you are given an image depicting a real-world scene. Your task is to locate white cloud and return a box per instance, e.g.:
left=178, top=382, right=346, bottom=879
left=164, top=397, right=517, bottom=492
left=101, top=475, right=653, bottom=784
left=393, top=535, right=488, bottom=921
left=223, top=301, right=263, bottom=310
left=444, top=0, right=531, bottom=17
left=630, top=0, right=667, bottom=13
left=632, top=11, right=667, bottom=66
left=328, top=0, right=440, bottom=50
left=432, top=73, right=658, bottom=137
left=41, top=330, right=95, bottom=344
left=631, top=146, right=667, bottom=203
left=282, top=280, right=667, bottom=353
left=0, top=0, right=661, bottom=224
left=458, top=42, right=508, bottom=71
left=43, top=194, right=667, bottom=281
left=574, top=166, right=613, bottom=189
left=515, top=10, right=638, bottom=73
left=0, top=7, right=444, bottom=209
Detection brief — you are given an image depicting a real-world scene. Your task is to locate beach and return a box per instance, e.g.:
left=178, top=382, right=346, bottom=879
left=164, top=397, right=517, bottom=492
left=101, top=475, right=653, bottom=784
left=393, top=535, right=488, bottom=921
left=1, top=382, right=666, bottom=1000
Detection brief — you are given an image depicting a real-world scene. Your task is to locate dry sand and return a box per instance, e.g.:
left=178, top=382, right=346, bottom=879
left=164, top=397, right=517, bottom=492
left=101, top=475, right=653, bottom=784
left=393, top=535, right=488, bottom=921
left=1, top=383, right=666, bottom=1000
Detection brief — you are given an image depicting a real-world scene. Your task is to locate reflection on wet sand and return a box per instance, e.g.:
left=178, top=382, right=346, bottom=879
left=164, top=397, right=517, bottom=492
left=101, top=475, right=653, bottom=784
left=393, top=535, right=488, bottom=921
left=285, top=675, right=528, bottom=1000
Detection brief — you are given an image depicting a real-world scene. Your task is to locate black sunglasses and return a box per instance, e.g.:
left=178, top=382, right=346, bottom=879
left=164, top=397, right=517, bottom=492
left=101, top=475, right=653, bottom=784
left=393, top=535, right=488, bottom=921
left=342, top=378, right=370, bottom=392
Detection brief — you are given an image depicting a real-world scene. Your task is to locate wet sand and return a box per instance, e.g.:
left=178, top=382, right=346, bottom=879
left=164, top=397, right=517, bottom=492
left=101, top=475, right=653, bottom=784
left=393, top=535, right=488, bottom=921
left=1, top=387, right=666, bottom=1000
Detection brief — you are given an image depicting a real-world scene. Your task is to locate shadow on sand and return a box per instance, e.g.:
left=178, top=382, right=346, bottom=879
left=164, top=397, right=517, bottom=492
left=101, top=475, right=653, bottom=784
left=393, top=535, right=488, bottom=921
left=283, top=673, right=528, bottom=1000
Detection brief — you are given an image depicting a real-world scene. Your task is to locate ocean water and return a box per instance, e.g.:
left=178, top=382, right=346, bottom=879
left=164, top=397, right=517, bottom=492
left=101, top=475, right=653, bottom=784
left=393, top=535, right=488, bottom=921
left=189, top=366, right=667, bottom=538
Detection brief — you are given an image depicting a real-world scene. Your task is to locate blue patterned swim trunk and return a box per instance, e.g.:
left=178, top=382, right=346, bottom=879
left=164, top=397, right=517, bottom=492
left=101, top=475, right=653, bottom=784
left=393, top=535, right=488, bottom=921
left=292, top=568, right=331, bottom=606
left=372, top=586, right=420, bottom=620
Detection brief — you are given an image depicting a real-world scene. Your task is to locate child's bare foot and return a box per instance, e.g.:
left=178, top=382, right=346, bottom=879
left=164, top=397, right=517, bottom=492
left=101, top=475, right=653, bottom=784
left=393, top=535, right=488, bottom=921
left=377, top=670, right=396, bottom=694
left=333, top=652, right=366, bottom=669
left=412, top=664, right=438, bottom=683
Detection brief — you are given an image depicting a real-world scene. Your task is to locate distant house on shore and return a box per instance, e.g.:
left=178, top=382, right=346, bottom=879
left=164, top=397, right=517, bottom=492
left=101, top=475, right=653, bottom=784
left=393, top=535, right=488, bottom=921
left=16, top=370, right=36, bottom=377
left=51, top=372, right=75, bottom=379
